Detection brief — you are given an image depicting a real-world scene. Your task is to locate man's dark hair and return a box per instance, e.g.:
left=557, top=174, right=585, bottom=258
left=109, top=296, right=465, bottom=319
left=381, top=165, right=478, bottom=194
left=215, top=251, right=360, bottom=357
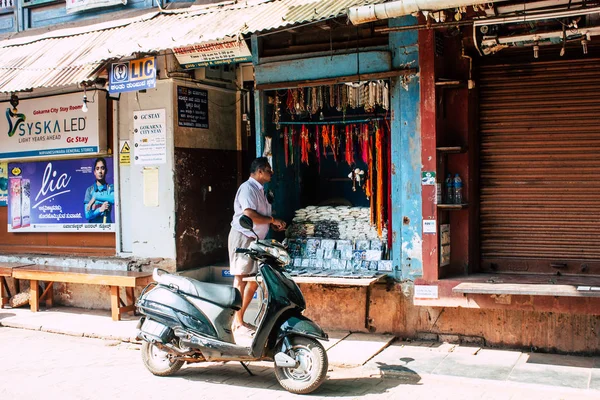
left=250, top=157, right=270, bottom=174
left=94, top=157, right=107, bottom=173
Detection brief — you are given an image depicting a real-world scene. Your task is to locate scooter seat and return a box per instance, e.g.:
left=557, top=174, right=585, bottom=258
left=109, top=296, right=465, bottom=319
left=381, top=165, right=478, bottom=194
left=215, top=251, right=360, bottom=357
left=155, top=272, right=242, bottom=310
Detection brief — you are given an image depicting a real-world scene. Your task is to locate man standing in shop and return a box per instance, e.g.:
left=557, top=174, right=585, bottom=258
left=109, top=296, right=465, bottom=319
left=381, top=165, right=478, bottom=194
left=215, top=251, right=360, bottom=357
left=229, top=157, right=286, bottom=336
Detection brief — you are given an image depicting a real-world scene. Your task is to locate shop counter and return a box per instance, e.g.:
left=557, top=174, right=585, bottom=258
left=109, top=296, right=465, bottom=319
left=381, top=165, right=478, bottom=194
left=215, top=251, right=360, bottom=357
left=243, top=273, right=386, bottom=286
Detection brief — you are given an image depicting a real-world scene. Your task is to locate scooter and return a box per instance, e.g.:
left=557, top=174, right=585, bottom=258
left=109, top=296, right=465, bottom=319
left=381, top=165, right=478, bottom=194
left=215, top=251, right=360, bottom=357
left=135, top=215, right=329, bottom=394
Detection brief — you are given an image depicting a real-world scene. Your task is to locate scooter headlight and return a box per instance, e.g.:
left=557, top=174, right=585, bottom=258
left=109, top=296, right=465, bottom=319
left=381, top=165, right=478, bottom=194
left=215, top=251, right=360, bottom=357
left=262, top=245, right=291, bottom=266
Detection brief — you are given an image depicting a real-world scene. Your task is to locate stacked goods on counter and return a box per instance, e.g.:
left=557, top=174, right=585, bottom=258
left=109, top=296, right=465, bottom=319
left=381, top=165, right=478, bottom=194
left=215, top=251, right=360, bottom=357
left=284, top=206, right=392, bottom=278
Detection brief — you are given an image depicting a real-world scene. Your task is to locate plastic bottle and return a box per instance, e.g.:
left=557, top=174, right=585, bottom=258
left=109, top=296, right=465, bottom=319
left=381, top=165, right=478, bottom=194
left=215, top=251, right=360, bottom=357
left=454, top=173, right=463, bottom=204
left=444, top=174, right=454, bottom=204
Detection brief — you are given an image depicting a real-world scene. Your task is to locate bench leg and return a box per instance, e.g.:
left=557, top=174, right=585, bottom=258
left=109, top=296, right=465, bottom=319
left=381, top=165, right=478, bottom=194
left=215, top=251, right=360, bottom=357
left=30, top=280, right=39, bottom=312
left=110, top=286, right=120, bottom=321
left=126, top=288, right=135, bottom=315
left=0, top=277, right=9, bottom=308
left=42, top=282, right=54, bottom=309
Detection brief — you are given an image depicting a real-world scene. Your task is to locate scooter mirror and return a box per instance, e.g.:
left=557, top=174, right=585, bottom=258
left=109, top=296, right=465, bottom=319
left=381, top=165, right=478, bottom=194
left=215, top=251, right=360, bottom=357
left=239, top=215, right=254, bottom=230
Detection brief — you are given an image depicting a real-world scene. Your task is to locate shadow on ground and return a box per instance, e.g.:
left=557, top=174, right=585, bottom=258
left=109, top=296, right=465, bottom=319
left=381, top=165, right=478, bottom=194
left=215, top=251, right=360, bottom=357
left=525, top=353, right=597, bottom=368
left=0, top=312, right=16, bottom=320
left=175, top=361, right=421, bottom=396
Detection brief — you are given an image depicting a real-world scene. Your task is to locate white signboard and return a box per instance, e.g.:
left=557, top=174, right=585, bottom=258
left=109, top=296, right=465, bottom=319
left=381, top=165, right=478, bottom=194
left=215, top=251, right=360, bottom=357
left=414, top=285, right=439, bottom=299
left=133, top=109, right=166, bottom=165
left=67, top=0, right=126, bottom=14
left=423, top=219, right=437, bottom=234
left=0, top=91, right=106, bottom=160
left=173, top=39, right=252, bottom=69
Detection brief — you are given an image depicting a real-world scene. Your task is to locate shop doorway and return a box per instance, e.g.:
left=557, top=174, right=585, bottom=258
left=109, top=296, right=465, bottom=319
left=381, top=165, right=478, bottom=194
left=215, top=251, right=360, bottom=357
left=263, top=82, right=393, bottom=277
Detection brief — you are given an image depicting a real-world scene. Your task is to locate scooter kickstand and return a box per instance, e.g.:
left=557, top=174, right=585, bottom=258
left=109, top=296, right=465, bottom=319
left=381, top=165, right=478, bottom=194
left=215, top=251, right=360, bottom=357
left=240, top=362, right=254, bottom=376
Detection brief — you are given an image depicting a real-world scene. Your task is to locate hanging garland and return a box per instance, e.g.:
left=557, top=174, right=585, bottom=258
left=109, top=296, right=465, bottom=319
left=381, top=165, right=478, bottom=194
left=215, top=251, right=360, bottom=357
left=291, top=126, right=297, bottom=165
left=330, top=125, right=339, bottom=163
left=345, top=125, right=354, bottom=166
left=315, top=125, right=321, bottom=172
left=321, top=125, right=330, bottom=158
left=269, top=80, right=391, bottom=239
left=359, top=123, right=369, bottom=164
left=300, top=124, right=310, bottom=165
left=375, top=123, right=385, bottom=237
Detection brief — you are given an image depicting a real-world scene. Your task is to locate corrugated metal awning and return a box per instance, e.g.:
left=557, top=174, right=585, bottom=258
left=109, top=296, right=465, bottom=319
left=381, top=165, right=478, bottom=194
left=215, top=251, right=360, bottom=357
left=0, top=0, right=386, bottom=93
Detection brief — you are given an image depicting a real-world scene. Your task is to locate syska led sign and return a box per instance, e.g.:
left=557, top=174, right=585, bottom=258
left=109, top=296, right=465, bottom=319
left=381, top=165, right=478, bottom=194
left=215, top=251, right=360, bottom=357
left=0, top=91, right=106, bottom=160
left=109, top=56, right=156, bottom=94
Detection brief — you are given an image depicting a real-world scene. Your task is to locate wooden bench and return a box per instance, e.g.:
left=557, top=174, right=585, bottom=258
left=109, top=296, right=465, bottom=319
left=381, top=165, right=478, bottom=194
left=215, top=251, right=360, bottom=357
left=0, top=263, right=32, bottom=308
left=12, top=265, right=154, bottom=321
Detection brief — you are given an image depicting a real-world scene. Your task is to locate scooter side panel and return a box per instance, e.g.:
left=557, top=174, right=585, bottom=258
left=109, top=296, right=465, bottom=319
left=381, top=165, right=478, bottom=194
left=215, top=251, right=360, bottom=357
left=138, top=286, right=216, bottom=337
left=185, top=295, right=235, bottom=343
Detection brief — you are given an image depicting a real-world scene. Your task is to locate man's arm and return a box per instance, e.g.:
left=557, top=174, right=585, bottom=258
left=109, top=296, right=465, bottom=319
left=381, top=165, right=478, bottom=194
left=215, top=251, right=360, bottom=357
left=242, top=208, right=286, bottom=230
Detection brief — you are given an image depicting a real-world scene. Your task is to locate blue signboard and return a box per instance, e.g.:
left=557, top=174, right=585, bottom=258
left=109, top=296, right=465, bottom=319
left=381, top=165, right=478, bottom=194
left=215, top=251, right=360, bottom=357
left=109, top=57, right=156, bottom=94
left=7, top=157, right=115, bottom=232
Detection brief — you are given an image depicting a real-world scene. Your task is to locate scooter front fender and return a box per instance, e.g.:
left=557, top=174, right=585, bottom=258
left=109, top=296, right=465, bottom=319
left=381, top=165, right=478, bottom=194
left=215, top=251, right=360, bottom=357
left=277, top=315, right=328, bottom=342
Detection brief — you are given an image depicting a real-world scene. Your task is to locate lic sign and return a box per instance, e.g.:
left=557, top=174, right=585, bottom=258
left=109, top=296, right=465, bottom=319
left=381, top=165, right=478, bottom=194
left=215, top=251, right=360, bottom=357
left=109, top=57, right=156, bottom=94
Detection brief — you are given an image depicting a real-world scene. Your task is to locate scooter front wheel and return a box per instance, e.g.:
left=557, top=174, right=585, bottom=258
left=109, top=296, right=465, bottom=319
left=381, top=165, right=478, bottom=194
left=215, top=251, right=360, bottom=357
left=274, top=336, right=328, bottom=394
left=141, top=341, right=184, bottom=376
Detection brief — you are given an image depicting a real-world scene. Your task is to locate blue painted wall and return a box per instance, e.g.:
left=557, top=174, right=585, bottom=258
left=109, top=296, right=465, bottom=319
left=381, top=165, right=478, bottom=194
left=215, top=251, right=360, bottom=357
left=0, top=10, right=15, bottom=34
left=254, top=51, right=392, bottom=85
left=389, top=16, right=422, bottom=280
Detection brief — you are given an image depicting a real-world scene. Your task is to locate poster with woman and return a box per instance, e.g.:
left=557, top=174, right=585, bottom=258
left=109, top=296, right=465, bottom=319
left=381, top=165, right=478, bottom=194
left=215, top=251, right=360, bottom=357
left=0, top=162, right=7, bottom=206
left=7, top=156, right=115, bottom=232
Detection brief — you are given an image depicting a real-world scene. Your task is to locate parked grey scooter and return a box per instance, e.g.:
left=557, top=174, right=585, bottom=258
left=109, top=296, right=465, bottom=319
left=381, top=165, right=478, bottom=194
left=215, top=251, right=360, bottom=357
left=136, top=215, right=329, bottom=394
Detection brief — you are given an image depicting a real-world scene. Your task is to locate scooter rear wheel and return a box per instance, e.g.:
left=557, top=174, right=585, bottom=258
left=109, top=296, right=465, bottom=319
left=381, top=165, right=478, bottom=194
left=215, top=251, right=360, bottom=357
left=141, top=341, right=184, bottom=376
left=274, top=336, right=328, bottom=394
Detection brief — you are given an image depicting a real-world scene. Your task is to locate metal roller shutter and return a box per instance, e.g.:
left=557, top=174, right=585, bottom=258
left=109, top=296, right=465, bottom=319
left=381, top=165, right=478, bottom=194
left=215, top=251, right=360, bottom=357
left=479, top=58, right=600, bottom=276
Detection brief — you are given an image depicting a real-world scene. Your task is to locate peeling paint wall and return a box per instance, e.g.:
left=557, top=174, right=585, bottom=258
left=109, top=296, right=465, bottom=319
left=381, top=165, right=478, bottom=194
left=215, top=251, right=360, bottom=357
left=300, top=284, right=368, bottom=331
left=389, top=16, right=423, bottom=280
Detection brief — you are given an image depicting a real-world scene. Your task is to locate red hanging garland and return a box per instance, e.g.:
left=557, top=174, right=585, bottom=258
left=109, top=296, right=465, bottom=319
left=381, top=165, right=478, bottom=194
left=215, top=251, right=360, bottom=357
left=345, top=125, right=354, bottom=166
left=321, top=125, right=330, bottom=158
left=315, top=125, right=321, bottom=171
left=300, top=124, right=310, bottom=165
left=375, top=124, right=384, bottom=237
left=360, top=124, right=369, bottom=164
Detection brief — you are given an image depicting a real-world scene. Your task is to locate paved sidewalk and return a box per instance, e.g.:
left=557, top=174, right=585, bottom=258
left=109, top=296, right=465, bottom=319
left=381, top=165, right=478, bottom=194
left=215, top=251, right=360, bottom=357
left=1, top=305, right=599, bottom=395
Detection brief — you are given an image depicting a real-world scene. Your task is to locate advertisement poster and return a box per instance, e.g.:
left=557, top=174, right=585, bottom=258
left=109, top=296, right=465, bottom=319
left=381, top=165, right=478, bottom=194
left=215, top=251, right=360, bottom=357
left=7, top=157, right=115, bottom=232
left=0, top=162, right=7, bottom=206
left=133, top=109, right=166, bottom=165
left=0, top=91, right=106, bottom=160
